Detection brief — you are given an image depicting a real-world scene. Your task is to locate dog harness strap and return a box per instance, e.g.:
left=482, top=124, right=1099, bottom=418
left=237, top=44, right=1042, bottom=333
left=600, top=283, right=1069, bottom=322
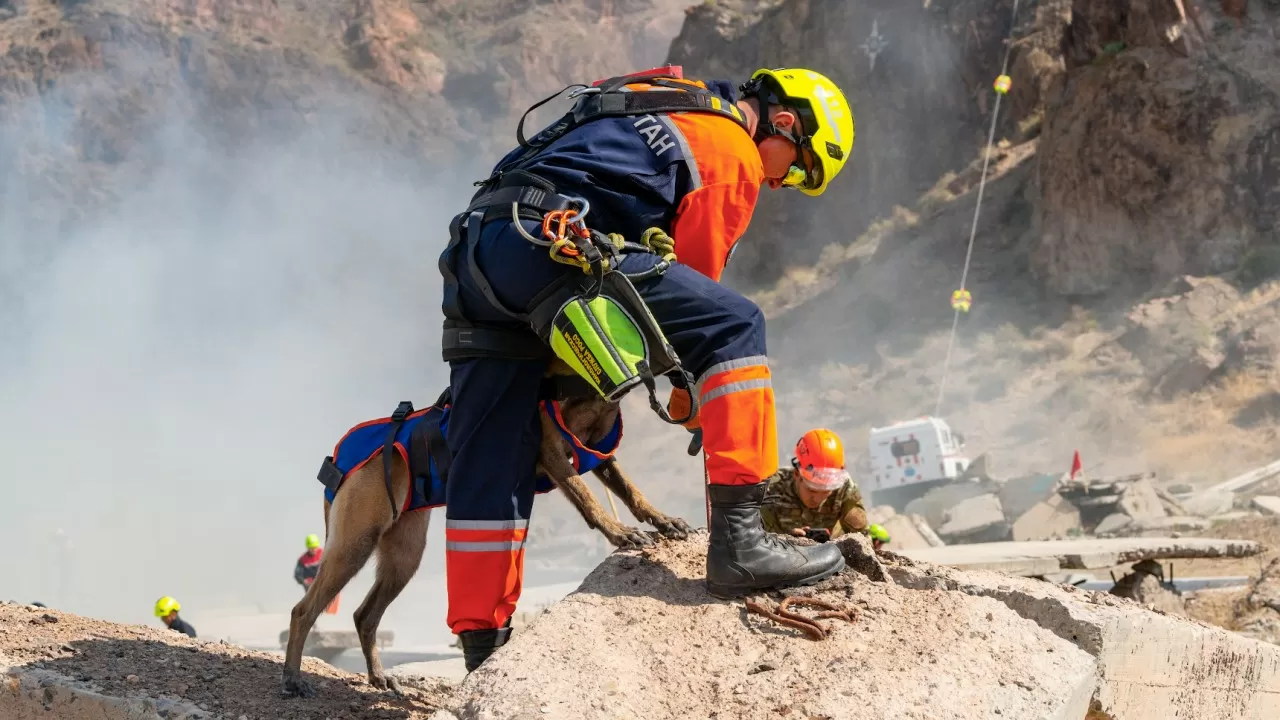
left=382, top=400, right=415, bottom=520
left=426, top=418, right=452, bottom=486
left=316, top=456, right=343, bottom=494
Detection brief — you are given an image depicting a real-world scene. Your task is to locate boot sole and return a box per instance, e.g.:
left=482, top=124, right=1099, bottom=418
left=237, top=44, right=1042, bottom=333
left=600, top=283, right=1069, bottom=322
left=704, top=555, right=846, bottom=600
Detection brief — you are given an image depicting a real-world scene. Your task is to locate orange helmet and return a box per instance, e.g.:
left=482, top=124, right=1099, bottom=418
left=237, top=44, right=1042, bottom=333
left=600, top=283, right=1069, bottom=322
left=794, top=428, right=849, bottom=491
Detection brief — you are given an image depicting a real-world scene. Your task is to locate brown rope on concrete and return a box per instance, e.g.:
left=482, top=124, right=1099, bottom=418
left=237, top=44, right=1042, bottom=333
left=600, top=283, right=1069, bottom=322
left=745, top=596, right=858, bottom=641
left=745, top=599, right=824, bottom=641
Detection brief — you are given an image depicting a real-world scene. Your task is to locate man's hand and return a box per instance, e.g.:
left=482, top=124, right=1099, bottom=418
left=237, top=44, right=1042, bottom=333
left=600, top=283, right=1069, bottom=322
left=790, top=527, right=808, bottom=538
left=667, top=387, right=700, bottom=430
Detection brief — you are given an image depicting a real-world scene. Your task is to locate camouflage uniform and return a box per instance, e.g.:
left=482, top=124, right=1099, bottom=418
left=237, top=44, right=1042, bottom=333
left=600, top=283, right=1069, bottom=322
left=759, top=467, right=867, bottom=537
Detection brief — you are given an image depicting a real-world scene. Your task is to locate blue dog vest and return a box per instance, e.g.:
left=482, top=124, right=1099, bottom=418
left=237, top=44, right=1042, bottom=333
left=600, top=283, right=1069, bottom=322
left=318, top=397, right=624, bottom=513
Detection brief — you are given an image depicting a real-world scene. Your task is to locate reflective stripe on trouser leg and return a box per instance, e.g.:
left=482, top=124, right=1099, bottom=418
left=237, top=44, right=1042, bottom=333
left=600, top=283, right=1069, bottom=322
left=446, top=519, right=529, bottom=633
left=441, top=355, right=545, bottom=636
left=697, top=355, right=778, bottom=486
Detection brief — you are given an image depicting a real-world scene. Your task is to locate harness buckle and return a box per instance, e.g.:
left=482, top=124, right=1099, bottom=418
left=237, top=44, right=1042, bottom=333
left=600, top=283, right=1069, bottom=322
left=391, top=401, right=415, bottom=422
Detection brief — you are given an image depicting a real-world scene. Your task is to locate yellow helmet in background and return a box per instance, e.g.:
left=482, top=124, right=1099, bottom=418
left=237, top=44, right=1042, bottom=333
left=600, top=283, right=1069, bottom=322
left=742, top=67, right=856, bottom=197
left=305, top=533, right=321, bottom=550
left=154, top=596, right=180, bottom=618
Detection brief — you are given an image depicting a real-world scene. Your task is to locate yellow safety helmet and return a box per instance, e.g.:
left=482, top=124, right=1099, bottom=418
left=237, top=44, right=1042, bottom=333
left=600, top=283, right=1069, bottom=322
left=741, top=67, right=856, bottom=197
left=154, top=596, right=180, bottom=618
left=305, top=533, right=321, bottom=550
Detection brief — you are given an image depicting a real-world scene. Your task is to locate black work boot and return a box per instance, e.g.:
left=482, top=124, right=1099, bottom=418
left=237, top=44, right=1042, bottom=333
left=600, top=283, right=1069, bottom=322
left=457, top=622, right=513, bottom=673
left=705, top=482, right=846, bottom=598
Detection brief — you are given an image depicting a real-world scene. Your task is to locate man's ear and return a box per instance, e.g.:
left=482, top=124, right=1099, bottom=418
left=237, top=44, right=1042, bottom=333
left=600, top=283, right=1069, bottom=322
left=770, top=109, right=798, bottom=132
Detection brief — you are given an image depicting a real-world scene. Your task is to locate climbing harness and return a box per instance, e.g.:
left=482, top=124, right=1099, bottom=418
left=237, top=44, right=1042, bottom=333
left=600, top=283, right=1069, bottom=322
left=933, top=0, right=1023, bottom=418
left=439, top=70, right=755, bottom=426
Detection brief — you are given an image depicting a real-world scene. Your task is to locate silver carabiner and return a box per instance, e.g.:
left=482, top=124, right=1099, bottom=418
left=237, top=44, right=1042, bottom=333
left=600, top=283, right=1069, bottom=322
left=564, top=196, right=591, bottom=232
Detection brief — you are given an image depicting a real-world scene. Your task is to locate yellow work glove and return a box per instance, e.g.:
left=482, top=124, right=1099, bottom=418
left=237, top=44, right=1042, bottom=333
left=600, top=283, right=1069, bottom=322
left=641, top=227, right=678, bottom=263
left=667, top=387, right=700, bottom=431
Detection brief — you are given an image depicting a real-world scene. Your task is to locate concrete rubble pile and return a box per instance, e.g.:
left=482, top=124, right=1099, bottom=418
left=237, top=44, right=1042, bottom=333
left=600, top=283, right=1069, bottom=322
left=7, top=534, right=1280, bottom=719
left=1056, top=472, right=1205, bottom=537
left=876, top=460, right=1077, bottom=545
left=444, top=533, right=1280, bottom=720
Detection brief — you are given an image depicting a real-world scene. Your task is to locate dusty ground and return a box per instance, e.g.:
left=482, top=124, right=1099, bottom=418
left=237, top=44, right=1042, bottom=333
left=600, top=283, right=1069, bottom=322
left=0, top=602, right=450, bottom=720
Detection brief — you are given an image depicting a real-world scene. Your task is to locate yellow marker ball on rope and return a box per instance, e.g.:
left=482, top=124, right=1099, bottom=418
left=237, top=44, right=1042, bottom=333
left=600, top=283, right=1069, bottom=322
left=993, top=75, right=1012, bottom=95
left=951, top=289, right=972, bottom=313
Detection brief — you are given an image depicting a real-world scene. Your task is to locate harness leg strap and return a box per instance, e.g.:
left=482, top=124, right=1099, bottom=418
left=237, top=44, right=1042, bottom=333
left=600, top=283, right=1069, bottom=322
left=382, top=401, right=415, bottom=520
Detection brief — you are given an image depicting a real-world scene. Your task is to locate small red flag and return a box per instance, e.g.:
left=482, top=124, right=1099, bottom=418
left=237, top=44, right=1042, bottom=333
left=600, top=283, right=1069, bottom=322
left=1070, top=451, right=1082, bottom=480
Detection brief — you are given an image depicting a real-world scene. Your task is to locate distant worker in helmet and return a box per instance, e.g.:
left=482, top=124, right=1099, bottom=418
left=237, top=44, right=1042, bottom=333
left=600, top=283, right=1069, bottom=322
left=436, top=64, right=857, bottom=671
left=294, top=534, right=323, bottom=590
left=761, top=429, right=869, bottom=542
left=154, top=596, right=197, bottom=638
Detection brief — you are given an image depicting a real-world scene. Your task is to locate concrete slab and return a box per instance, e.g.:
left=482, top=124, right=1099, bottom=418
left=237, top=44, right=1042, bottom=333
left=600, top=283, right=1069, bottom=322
left=1253, top=495, right=1280, bottom=516
left=878, top=513, right=939, bottom=550
left=936, top=493, right=1006, bottom=540
left=899, top=537, right=1263, bottom=577
left=888, top=561, right=1280, bottom=720
left=1012, top=493, right=1082, bottom=542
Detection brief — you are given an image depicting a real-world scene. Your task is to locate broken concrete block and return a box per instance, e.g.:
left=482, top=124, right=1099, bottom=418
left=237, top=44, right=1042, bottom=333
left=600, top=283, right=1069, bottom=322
left=998, top=472, right=1061, bottom=521
left=904, top=481, right=997, bottom=528
left=1012, top=494, right=1083, bottom=541
left=1094, top=512, right=1134, bottom=536
left=1253, top=495, right=1280, bottom=517
left=877, top=513, right=941, bottom=550
left=899, top=536, right=1263, bottom=577
left=888, top=559, right=1280, bottom=720
left=937, top=493, right=1010, bottom=542
left=1183, top=489, right=1236, bottom=517
left=1153, top=485, right=1190, bottom=516
left=454, top=532, right=1097, bottom=720
left=1123, top=516, right=1211, bottom=536
left=909, top=513, right=946, bottom=547
left=1118, top=477, right=1170, bottom=523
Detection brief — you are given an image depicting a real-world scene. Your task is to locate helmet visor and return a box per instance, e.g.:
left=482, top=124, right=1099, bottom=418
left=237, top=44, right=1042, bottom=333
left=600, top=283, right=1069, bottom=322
left=798, top=466, right=850, bottom=491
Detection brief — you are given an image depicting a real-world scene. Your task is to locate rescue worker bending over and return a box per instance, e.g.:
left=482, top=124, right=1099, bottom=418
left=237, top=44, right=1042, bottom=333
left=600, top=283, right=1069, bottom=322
left=761, top=429, right=869, bottom=541
left=154, top=596, right=197, bottom=638
left=294, top=533, right=323, bottom=590
left=435, top=66, right=857, bottom=672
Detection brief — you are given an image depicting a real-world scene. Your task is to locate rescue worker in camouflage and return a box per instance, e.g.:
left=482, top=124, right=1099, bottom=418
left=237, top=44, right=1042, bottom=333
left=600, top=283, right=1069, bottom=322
left=761, top=429, right=868, bottom=539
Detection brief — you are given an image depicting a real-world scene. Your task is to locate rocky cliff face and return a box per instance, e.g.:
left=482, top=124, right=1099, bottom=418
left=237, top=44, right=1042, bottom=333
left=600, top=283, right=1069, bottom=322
left=0, top=0, right=693, bottom=226
left=669, top=0, right=1067, bottom=287
left=1032, top=0, right=1280, bottom=295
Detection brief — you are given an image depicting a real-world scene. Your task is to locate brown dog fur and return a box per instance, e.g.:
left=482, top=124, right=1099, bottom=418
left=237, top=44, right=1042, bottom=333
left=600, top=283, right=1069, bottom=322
left=281, top=359, right=691, bottom=697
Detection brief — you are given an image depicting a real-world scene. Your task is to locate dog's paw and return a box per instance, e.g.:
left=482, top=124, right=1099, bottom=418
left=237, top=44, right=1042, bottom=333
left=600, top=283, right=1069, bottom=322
left=605, top=525, right=654, bottom=549
left=281, top=674, right=316, bottom=699
left=369, top=673, right=404, bottom=696
left=651, top=515, right=692, bottom=539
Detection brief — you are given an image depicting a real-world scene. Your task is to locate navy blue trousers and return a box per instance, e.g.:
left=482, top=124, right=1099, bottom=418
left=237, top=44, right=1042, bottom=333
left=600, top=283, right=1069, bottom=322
left=441, top=216, right=771, bottom=633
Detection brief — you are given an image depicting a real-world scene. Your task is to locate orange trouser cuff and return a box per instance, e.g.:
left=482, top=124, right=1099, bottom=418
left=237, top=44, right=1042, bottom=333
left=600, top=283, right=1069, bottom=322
left=697, top=356, right=778, bottom=486
left=445, top=519, right=528, bottom=633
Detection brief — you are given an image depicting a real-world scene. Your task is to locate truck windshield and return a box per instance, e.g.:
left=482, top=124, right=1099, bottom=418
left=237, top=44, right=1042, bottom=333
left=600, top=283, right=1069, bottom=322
left=891, top=439, right=921, bottom=458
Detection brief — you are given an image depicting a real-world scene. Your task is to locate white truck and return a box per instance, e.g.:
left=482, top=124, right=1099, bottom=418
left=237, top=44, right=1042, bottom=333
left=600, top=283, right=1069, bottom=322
left=867, top=416, right=972, bottom=510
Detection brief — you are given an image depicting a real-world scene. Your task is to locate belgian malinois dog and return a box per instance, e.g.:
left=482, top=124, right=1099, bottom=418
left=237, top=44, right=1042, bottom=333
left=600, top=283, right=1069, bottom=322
left=281, top=358, right=692, bottom=697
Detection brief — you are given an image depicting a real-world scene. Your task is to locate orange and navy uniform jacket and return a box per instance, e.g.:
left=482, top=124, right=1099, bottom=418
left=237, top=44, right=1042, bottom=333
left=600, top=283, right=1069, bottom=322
left=489, top=76, right=766, bottom=283
left=295, top=549, right=322, bottom=587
